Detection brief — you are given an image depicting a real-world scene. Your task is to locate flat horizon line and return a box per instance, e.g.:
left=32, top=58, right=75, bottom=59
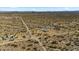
left=0, top=10, right=79, bottom=12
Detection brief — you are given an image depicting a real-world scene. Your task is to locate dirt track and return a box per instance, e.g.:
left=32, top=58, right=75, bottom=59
left=0, top=12, right=79, bottom=51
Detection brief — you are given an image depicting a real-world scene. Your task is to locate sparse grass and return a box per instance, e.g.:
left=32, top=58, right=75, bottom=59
left=0, top=12, right=78, bottom=51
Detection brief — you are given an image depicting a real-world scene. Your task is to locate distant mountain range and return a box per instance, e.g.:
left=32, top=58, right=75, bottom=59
left=0, top=11, right=79, bottom=14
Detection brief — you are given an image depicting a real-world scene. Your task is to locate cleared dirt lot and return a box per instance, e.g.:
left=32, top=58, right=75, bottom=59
left=0, top=12, right=79, bottom=51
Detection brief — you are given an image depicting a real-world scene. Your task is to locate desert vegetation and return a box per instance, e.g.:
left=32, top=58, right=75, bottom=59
left=0, top=12, right=78, bottom=51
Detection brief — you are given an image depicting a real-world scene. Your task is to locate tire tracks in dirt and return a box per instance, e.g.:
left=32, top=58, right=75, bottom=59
left=19, top=16, right=47, bottom=51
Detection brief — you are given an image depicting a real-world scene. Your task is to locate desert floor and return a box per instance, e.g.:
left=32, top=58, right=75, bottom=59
left=0, top=12, right=79, bottom=51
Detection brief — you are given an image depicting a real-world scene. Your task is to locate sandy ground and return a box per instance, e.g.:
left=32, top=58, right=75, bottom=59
left=0, top=12, right=79, bottom=51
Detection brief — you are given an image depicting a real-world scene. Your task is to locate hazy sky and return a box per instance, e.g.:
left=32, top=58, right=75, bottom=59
left=0, top=7, right=79, bottom=11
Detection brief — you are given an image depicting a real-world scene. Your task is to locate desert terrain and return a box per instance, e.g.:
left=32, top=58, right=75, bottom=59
left=0, top=12, right=79, bottom=51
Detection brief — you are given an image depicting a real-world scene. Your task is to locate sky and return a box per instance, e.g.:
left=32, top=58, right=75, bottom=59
left=0, top=7, right=79, bottom=11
